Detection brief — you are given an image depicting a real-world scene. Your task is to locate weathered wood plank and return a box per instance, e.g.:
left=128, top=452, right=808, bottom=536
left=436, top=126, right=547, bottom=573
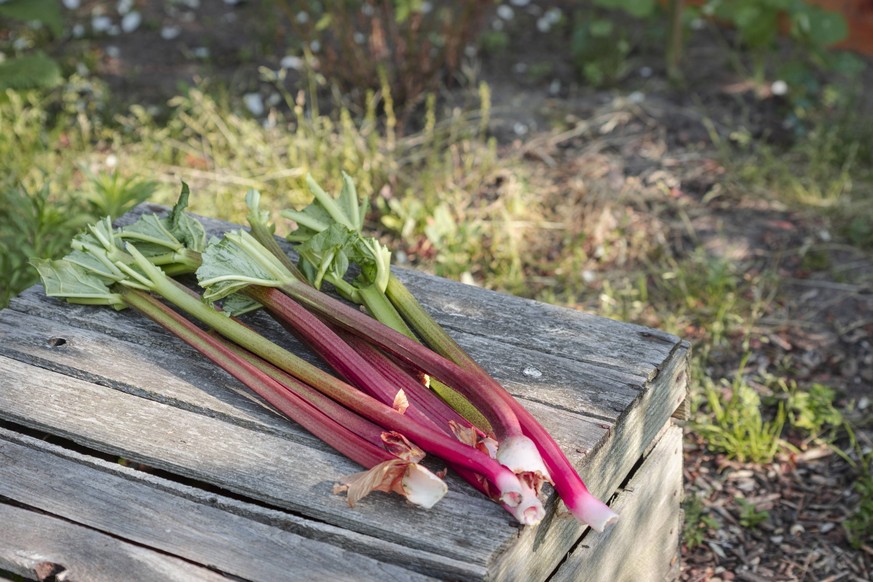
left=549, top=423, right=684, bottom=582
left=488, top=340, right=690, bottom=582
left=394, top=266, right=681, bottom=380
left=0, top=427, right=438, bottom=582
left=0, top=502, right=232, bottom=582
left=3, top=287, right=642, bottom=421
left=0, top=355, right=507, bottom=570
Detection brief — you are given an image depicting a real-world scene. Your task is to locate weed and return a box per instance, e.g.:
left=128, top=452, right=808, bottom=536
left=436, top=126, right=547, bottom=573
left=694, top=355, right=790, bottom=464
left=682, top=494, right=718, bottom=548
left=735, top=496, right=769, bottom=528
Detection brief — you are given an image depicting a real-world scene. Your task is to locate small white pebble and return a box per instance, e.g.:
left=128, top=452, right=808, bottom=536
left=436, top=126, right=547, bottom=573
left=491, top=19, right=504, bottom=31
left=536, top=17, right=551, bottom=33
left=106, top=154, right=118, bottom=168
left=192, top=46, right=210, bottom=59
left=72, top=23, right=86, bottom=38
left=117, top=0, right=134, bottom=15
left=513, top=122, right=528, bottom=136
left=223, top=0, right=243, bottom=5
left=296, top=11, right=309, bottom=24
left=243, top=93, right=264, bottom=116
left=771, top=80, right=788, bottom=96
left=582, top=270, right=596, bottom=283
left=510, top=0, right=530, bottom=6
left=310, top=40, right=321, bottom=52
left=522, top=366, right=543, bottom=378
left=353, top=32, right=366, bottom=44
left=280, top=55, right=304, bottom=70
left=105, top=45, right=120, bottom=59
left=121, top=11, right=141, bottom=33
left=92, top=15, right=113, bottom=33
left=161, top=25, right=182, bottom=40
left=63, top=0, right=81, bottom=9
left=544, top=7, right=562, bottom=24
left=628, top=91, right=646, bottom=104
left=639, top=66, right=653, bottom=78
left=497, top=5, right=514, bottom=20
left=420, top=1, right=432, bottom=14
left=549, top=79, right=561, bottom=95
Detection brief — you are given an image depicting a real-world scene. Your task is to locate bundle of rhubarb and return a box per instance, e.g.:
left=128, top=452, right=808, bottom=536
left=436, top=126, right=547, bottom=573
left=32, top=179, right=618, bottom=531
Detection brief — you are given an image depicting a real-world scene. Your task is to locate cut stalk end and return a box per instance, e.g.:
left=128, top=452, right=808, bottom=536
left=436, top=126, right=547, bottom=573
left=402, top=463, right=449, bottom=509
left=496, top=435, right=552, bottom=482
left=569, top=493, right=619, bottom=533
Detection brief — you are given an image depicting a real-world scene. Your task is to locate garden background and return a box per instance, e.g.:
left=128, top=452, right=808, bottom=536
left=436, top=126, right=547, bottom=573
left=1, top=1, right=871, bottom=579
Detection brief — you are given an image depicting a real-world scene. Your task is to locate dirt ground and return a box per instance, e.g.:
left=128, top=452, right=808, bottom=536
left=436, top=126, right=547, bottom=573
left=62, top=0, right=872, bottom=579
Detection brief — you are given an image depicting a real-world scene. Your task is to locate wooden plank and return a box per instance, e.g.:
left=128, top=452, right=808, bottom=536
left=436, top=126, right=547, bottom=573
left=0, top=427, right=437, bottom=582
left=2, top=288, right=641, bottom=421
left=394, top=265, right=682, bottom=380
left=0, top=502, right=231, bottom=582
left=0, top=354, right=524, bottom=579
left=488, top=340, right=689, bottom=582
left=549, top=423, right=684, bottom=582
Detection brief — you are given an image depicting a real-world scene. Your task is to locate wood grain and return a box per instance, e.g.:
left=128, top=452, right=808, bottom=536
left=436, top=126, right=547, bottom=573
left=0, top=427, right=438, bottom=581
left=0, top=503, right=232, bottom=582
left=550, top=423, right=684, bottom=582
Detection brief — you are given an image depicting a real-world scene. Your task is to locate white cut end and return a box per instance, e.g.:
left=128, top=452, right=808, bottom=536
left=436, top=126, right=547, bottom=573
left=495, top=470, right=524, bottom=507
left=506, top=481, right=545, bottom=526
left=571, top=494, right=619, bottom=532
left=496, top=436, right=552, bottom=482
left=402, top=464, right=448, bottom=509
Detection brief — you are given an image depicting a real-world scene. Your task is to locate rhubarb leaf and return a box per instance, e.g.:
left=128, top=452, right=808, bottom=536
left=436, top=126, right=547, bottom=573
left=31, top=258, right=126, bottom=309
left=282, top=173, right=368, bottom=242
left=197, top=230, right=291, bottom=301
left=167, top=183, right=207, bottom=252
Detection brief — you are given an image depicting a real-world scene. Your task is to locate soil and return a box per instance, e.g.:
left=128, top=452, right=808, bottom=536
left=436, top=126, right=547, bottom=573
left=61, top=0, right=872, bottom=579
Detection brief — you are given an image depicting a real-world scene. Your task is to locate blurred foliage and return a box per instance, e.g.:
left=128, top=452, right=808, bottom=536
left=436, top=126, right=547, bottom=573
left=275, top=0, right=491, bottom=115
left=0, top=0, right=63, bottom=91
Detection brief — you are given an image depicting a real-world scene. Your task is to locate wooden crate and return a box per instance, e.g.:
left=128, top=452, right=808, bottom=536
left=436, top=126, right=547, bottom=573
left=0, top=206, right=689, bottom=581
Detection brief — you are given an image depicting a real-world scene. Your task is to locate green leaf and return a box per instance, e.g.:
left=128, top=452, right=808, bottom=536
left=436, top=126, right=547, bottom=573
left=296, top=223, right=357, bottom=288
left=0, top=0, right=64, bottom=37
left=793, top=6, right=848, bottom=47
left=168, top=182, right=207, bottom=252
left=64, top=248, right=127, bottom=283
left=119, top=214, right=184, bottom=255
left=30, top=258, right=126, bottom=308
left=219, top=293, right=263, bottom=317
left=0, top=52, right=62, bottom=91
left=197, top=230, right=290, bottom=302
